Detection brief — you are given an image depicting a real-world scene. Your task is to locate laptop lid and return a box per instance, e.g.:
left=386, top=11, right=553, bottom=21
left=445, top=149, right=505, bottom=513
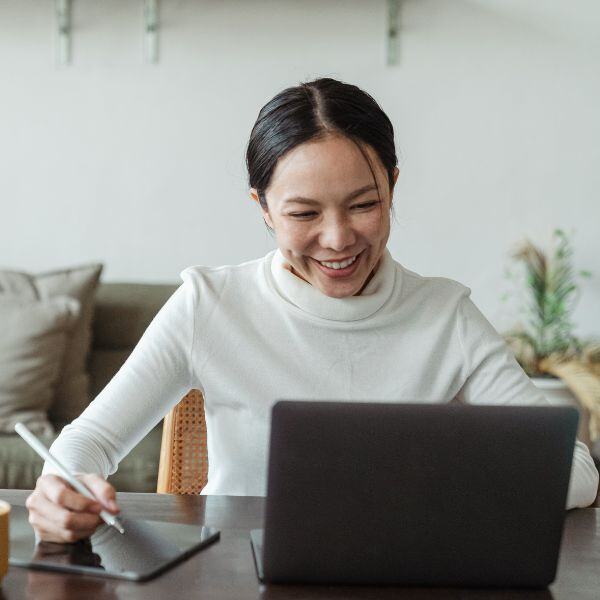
left=259, top=401, right=578, bottom=587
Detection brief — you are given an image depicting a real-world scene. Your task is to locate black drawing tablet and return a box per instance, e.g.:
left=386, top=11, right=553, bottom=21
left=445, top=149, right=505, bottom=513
left=9, top=505, right=220, bottom=581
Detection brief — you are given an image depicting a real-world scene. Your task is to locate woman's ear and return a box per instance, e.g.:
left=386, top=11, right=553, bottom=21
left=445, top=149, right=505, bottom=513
left=249, top=188, right=261, bottom=207
left=250, top=188, right=275, bottom=230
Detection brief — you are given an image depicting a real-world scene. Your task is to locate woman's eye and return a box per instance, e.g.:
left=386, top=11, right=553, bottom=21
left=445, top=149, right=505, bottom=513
left=351, top=201, right=379, bottom=210
left=289, top=211, right=318, bottom=219
left=287, top=201, right=379, bottom=219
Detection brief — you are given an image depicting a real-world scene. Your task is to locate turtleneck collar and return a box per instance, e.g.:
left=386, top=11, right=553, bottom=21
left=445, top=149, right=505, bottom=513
left=268, top=248, right=398, bottom=322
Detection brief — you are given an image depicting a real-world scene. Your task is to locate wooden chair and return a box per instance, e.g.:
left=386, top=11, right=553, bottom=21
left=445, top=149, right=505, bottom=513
left=156, top=389, right=208, bottom=494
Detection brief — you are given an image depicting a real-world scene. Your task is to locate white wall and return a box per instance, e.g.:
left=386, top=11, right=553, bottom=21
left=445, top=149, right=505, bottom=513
left=1, top=0, right=599, bottom=336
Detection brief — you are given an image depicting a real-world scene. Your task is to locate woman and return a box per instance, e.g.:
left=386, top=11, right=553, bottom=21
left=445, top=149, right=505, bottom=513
left=27, top=78, right=599, bottom=542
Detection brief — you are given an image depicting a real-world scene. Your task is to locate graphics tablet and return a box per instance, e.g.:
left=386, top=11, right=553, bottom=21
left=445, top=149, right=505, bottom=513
left=9, top=505, right=220, bottom=581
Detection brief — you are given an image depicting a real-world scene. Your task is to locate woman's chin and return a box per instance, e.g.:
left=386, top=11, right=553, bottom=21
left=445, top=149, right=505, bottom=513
left=313, top=277, right=365, bottom=298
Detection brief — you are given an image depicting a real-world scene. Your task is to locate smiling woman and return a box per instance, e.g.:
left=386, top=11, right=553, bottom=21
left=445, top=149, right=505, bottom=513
left=27, top=77, right=599, bottom=544
left=247, top=78, right=399, bottom=298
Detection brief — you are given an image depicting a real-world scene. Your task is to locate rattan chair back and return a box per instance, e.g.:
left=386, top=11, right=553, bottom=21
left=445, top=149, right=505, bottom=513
left=157, top=388, right=208, bottom=494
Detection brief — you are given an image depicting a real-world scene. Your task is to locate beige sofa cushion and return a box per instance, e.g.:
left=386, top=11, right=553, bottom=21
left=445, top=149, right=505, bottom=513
left=0, top=296, right=80, bottom=434
left=0, top=264, right=103, bottom=425
left=34, top=264, right=103, bottom=424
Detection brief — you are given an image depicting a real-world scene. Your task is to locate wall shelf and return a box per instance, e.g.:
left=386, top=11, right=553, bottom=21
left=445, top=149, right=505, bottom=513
left=387, top=0, right=400, bottom=65
left=56, top=0, right=71, bottom=65
left=54, top=1, right=396, bottom=67
left=54, top=0, right=161, bottom=66
left=144, top=0, right=159, bottom=64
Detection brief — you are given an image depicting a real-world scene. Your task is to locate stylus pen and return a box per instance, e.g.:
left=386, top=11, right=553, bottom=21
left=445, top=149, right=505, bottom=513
left=14, top=422, right=125, bottom=535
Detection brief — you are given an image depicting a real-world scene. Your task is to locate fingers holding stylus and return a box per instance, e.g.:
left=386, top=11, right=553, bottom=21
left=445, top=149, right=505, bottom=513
left=26, top=473, right=118, bottom=542
left=27, top=492, right=101, bottom=542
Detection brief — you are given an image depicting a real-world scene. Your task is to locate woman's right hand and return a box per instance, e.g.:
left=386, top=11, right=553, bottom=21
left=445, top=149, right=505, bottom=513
left=26, top=473, right=120, bottom=543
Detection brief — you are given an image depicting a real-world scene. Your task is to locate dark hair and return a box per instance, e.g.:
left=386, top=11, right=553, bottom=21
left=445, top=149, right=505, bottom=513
left=246, top=77, right=398, bottom=211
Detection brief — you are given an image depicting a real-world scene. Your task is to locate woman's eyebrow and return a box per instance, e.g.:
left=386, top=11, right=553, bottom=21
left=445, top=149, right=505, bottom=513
left=283, top=183, right=378, bottom=205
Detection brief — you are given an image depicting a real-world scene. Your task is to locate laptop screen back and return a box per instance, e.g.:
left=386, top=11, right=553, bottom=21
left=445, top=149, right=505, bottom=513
left=261, top=401, right=577, bottom=587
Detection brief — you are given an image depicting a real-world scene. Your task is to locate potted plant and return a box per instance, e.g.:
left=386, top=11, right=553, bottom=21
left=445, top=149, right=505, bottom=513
left=503, top=229, right=600, bottom=448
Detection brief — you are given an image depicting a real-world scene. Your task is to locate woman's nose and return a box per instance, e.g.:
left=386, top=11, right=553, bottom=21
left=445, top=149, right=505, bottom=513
left=319, top=217, right=356, bottom=252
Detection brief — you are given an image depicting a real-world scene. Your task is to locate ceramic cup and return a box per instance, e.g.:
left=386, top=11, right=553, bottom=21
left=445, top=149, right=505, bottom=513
left=0, top=500, right=10, bottom=584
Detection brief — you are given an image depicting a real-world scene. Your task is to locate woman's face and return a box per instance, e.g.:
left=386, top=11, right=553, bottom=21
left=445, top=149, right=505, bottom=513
left=251, top=134, right=399, bottom=298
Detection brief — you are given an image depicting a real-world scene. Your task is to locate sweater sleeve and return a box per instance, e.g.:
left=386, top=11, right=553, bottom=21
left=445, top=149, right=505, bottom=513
left=455, top=294, right=599, bottom=510
left=43, top=272, right=197, bottom=479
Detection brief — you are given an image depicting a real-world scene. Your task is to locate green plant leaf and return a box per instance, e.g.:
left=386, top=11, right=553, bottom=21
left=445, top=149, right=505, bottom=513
left=502, top=229, right=589, bottom=362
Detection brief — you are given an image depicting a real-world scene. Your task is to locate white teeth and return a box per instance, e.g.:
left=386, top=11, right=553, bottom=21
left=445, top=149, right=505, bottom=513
left=318, top=255, right=358, bottom=270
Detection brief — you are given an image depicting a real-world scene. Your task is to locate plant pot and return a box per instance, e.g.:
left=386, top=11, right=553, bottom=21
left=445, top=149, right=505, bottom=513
left=530, top=376, right=591, bottom=449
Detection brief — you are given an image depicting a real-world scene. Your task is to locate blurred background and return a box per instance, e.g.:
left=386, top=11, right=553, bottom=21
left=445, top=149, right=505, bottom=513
left=2, top=0, right=599, bottom=336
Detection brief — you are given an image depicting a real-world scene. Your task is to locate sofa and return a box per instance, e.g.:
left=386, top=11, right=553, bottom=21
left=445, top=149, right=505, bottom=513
left=0, top=281, right=177, bottom=492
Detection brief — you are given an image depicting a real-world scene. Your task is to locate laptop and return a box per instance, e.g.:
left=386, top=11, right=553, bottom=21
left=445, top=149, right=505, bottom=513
left=250, top=400, right=578, bottom=588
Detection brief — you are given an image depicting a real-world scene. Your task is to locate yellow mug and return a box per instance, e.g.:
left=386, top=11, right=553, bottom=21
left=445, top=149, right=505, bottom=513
left=0, top=500, right=9, bottom=584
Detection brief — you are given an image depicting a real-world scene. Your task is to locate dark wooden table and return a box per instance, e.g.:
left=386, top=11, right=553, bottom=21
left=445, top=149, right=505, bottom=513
left=0, top=489, right=599, bottom=599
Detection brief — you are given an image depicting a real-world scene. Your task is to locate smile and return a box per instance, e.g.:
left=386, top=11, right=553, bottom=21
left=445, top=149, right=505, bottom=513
left=311, top=251, right=364, bottom=279
left=317, top=255, right=358, bottom=270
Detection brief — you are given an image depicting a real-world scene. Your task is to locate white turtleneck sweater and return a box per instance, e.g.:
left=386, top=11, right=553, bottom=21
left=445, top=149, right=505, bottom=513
left=47, top=249, right=599, bottom=508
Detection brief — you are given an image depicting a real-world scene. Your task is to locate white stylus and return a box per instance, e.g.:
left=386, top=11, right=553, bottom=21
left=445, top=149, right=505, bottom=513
left=14, top=422, right=125, bottom=534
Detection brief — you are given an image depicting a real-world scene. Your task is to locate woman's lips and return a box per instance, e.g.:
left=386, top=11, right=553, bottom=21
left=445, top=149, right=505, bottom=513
left=311, top=251, right=364, bottom=279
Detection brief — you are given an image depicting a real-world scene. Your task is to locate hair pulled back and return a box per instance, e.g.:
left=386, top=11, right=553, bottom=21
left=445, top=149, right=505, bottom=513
left=246, top=77, right=397, bottom=210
